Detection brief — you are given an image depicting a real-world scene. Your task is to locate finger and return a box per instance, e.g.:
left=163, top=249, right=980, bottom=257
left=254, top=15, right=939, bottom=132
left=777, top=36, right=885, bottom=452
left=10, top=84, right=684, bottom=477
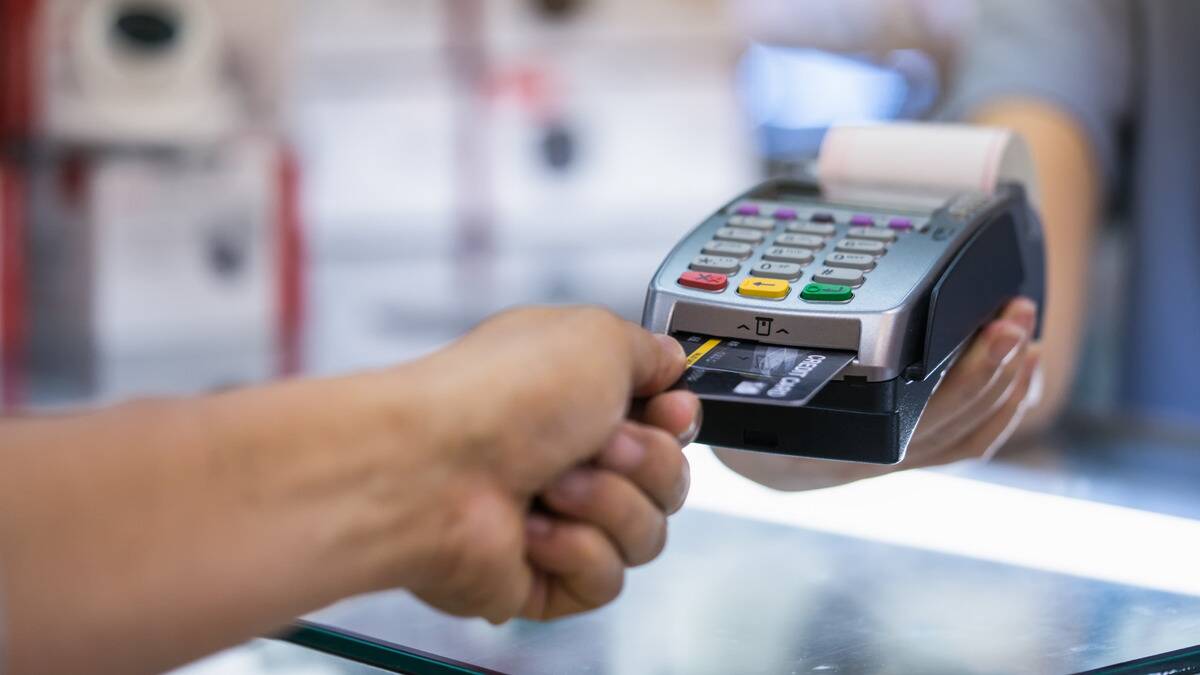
left=596, top=422, right=689, bottom=513
left=917, top=318, right=1029, bottom=439
left=521, top=516, right=626, bottom=621
left=919, top=338, right=1029, bottom=455
left=627, top=326, right=688, bottom=397
left=937, top=346, right=1041, bottom=463
left=1004, top=296, right=1039, bottom=335
left=541, top=467, right=668, bottom=566
left=636, top=390, right=702, bottom=446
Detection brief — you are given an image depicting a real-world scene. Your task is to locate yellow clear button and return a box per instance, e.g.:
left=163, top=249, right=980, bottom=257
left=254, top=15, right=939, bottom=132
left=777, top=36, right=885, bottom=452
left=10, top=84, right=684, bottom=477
left=737, top=277, right=790, bottom=299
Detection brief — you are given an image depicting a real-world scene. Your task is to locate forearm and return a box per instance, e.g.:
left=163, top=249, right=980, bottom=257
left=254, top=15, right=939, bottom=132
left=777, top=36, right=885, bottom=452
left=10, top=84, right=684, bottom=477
left=0, top=371, right=432, bottom=675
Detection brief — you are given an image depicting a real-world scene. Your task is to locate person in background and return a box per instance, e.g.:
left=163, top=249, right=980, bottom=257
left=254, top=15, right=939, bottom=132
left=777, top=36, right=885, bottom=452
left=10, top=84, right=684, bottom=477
left=0, top=308, right=699, bottom=675
left=723, top=0, right=1196, bottom=489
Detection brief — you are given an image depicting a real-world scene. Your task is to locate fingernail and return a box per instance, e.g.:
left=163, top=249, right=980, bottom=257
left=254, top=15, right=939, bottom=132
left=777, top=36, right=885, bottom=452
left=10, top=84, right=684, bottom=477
left=677, top=404, right=703, bottom=446
left=601, top=430, right=646, bottom=472
left=989, top=325, right=1023, bottom=365
left=655, top=334, right=686, bottom=364
left=526, top=514, right=553, bottom=539
left=1012, top=298, right=1038, bottom=334
left=550, top=469, right=592, bottom=502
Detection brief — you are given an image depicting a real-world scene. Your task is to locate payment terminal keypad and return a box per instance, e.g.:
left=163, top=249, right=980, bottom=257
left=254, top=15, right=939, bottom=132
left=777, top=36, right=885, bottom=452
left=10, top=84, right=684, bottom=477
left=674, top=201, right=931, bottom=304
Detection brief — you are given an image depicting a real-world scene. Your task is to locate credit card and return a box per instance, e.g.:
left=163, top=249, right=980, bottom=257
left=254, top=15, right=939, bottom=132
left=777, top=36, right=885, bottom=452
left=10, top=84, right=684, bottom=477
left=672, top=332, right=855, bottom=407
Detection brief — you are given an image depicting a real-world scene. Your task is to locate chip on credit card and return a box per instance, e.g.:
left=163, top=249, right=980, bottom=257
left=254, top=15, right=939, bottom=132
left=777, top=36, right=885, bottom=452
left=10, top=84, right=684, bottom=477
left=672, top=332, right=855, bottom=407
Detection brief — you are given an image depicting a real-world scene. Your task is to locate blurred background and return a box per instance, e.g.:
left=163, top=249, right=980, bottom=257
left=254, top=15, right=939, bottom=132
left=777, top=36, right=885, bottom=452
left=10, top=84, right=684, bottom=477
left=0, top=0, right=990, bottom=409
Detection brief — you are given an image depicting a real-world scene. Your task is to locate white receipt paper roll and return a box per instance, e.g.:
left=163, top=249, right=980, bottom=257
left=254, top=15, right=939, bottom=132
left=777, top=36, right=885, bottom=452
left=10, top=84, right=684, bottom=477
left=817, top=123, right=1040, bottom=210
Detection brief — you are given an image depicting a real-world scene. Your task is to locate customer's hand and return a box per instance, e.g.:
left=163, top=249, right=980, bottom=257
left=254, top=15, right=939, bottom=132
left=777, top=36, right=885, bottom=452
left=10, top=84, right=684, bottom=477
left=371, top=307, right=698, bottom=623
left=715, top=298, right=1041, bottom=491
left=0, top=306, right=697, bottom=675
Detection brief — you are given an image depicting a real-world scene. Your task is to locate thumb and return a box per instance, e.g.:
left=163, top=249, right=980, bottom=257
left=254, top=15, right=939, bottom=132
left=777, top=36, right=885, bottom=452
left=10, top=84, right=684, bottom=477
left=626, top=327, right=687, bottom=397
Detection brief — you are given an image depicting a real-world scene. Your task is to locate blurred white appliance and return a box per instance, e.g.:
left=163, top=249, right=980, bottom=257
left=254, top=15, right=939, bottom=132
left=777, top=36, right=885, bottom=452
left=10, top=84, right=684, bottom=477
left=2, top=0, right=303, bottom=404
left=33, top=0, right=292, bottom=145
left=28, top=141, right=303, bottom=400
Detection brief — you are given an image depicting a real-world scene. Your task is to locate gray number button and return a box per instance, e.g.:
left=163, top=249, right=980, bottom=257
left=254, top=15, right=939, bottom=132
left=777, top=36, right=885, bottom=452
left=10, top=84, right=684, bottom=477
left=847, top=226, right=897, bottom=242
left=751, top=261, right=803, bottom=280
left=728, top=215, right=777, bottom=230
left=835, top=239, right=886, bottom=255
left=776, top=233, right=825, bottom=249
left=786, top=222, right=836, bottom=237
left=690, top=255, right=741, bottom=274
left=824, top=252, right=876, bottom=271
left=814, top=266, right=865, bottom=287
left=763, top=246, right=814, bottom=264
left=702, top=240, right=753, bottom=259
left=715, top=227, right=765, bottom=244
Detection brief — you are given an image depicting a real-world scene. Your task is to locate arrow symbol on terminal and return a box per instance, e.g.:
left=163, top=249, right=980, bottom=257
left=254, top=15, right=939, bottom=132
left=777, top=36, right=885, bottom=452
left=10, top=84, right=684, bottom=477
left=737, top=324, right=750, bottom=331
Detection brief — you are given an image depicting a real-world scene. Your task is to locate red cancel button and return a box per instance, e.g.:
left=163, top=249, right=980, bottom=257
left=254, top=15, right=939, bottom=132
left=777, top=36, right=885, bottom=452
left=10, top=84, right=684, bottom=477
left=678, top=271, right=728, bottom=292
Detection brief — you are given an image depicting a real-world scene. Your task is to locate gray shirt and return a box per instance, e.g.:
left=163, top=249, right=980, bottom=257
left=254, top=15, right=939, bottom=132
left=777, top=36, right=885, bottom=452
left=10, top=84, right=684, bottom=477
left=943, top=0, right=1200, bottom=425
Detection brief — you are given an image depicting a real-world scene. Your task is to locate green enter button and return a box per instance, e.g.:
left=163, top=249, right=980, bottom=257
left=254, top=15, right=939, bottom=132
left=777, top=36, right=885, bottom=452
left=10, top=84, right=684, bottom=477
left=801, top=283, right=853, bottom=302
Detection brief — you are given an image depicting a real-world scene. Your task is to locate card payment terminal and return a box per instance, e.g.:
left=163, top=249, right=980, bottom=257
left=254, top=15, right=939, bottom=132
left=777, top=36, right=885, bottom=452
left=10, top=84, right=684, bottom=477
left=642, top=177, right=1044, bottom=464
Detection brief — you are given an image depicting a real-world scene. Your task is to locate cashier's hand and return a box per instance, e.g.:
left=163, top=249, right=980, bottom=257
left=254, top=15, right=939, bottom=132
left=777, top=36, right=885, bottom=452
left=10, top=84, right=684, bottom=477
left=715, top=298, right=1042, bottom=491
left=388, top=307, right=698, bottom=623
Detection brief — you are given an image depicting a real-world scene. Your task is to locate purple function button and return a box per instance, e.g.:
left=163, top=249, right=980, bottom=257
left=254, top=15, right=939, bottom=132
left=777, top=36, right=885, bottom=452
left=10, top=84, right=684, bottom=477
left=774, top=208, right=798, bottom=220
left=889, top=217, right=914, bottom=231
left=850, top=214, right=876, bottom=226
left=735, top=204, right=761, bottom=216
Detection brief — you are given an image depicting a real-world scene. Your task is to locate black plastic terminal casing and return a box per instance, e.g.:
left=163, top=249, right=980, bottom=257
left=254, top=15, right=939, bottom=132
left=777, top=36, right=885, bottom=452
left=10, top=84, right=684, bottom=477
left=686, top=179, right=1045, bottom=465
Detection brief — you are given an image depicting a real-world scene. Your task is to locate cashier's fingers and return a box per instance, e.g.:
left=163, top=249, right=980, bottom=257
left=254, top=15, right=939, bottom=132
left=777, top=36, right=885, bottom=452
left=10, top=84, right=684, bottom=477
left=939, top=347, right=1041, bottom=463
left=917, top=319, right=1029, bottom=441
left=919, top=338, right=1030, bottom=455
left=596, top=421, right=691, bottom=514
left=521, top=516, right=626, bottom=621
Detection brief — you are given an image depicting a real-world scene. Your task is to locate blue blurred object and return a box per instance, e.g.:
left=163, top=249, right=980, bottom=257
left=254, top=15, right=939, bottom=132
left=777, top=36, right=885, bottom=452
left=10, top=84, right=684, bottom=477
left=737, top=44, right=939, bottom=161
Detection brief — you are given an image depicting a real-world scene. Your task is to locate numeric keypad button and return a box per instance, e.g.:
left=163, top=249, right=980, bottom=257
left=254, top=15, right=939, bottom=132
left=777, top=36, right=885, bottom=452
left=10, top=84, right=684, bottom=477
left=824, top=252, right=876, bottom=271
left=786, top=222, right=836, bottom=237
left=728, top=215, right=777, bottom=231
left=847, top=226, right=897, bottom=242
left=690, top=255, right=741, bottom=274
left=702, top=240, right=754, bottom=259
left=813, top=266, right=865, bottom=287
left=762, top=246, right=815, bottom=265
left=835, top=239, right=886, bottom=255
left=715, top=227, right=765, bottom=244
left=776, top=233, right=825, bottom=249
left=750, top=261, right=803, bottom=280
